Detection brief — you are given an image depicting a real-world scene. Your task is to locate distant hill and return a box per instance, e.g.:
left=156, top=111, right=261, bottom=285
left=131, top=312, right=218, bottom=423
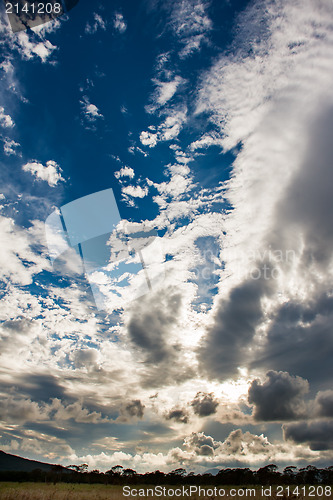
left=204, top=468, right=221, bottom=476
left=0, top=450, right=67, bottom=472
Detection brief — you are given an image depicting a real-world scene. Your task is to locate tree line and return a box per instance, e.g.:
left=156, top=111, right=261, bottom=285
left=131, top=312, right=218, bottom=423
left=0, top=464, right=333, bottom=485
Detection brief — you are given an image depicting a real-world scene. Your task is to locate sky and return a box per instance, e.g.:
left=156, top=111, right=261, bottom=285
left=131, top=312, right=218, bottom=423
left=0, top=0, right=333, bottom=474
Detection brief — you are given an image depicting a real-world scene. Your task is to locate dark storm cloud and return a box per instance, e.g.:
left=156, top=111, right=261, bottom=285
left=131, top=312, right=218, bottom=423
left=252, top=294, right=333, bottom=385
left=314, top=390, right=333, bottom=418
left=284, top=420, right=333, bottom=451
left=124, top=400, right=145, bottom=419
left=191, top=392, right=219, bottom=417
left=248, top=370, right=309, bottom=421
left=198, top=275, right=274, bottom=380
left=166, top=408, right=189, bottom=423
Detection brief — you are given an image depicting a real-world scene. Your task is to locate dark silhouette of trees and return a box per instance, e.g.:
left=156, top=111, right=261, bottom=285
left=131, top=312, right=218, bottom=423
left=1, top=462, right=333, bottom=485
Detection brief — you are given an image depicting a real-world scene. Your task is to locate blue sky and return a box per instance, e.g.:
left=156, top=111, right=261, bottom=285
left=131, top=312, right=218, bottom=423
left=1, top=0, right=333, bottom=473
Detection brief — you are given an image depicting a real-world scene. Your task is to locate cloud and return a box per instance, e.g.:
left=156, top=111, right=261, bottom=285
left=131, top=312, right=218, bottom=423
left=125, top=288, right=195, bottom=387
left=169, top=0, right=212, bottom=58
left=191, top=392, right=219, bottom=417
left=195, top=0, right=333, bottom=386
left=0, top=107, right=14, bottom=128
left=0, top=10, right=56, bottom=64
left=15, top=32, right=56, bottom=62
left=140, top=131, right=158, bottom=148
left=189, top=133, right=223, bottom=151
left=149, top=76, right=186, bottom=110
left=184, top=432, right=218, bottom=456
left=284, top=421, right=333, bottom=451
left=122, top=185, right=148, bottom=198
left=80, top=96, right=104, bottom=123
left=85, top=13, right=107, bottom=35
left=0, top=216, right=50, bottom=285
left=114, top=166, right=135, bottom=179
left=2, top=137, right=20, bottom=156
left=127, top=289, right=182, bottom=366
left=113, top=12, right=127, bottom=34
left=140, top=107, right=187, bottom=148
left=22, top=160, right=64, bottom=187
left=314, top=390, right=333, bottom=418
left=166, top=409, right=189, bottom=424
left=123, top=400, right=145, bottom=419
left=248, top=371, right=309, bottom=421
left=198, top=275, right=274, bottom=381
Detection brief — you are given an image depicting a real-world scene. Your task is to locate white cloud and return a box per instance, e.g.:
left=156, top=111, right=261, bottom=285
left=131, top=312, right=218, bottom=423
left=122, top=185, right=148, bottom=198
left=140, top=130, right=158, bottom=148
left=85, top=13, right=107, bottom=35
left=114, top=166, right=135, bottom=179
left=22, top=160, right=64, bottom=187
left=80, top=96, right=104, bottom=122
left=140, top=107, right=187, bottom=148
left=0, top=10, right=58, bottom=63
left=16, top=32, right=57, bottom=62
left=0, top=107, right=14, bottom=128
left=189, top=133, right=223, bottom=151
left=152, top=76, right=186, bottom=108
left=113, top=12, right=127, bottom=34
left=0, top=216, right=50, bottom=285
left=170, top=0, right=212, bottom=58
left=3, top=137, right=20, bottom=156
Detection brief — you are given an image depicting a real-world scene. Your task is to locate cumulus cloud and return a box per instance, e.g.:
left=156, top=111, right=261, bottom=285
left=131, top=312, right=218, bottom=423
left=191, top=392, right=219, bottom=417
left=184, top=432, right=218, bottom=456
left=248, top=371, right=309, bottom=421
left=140, top=130, right=158, bottom=148
left=22, top=160, right=64, bottom=187
left=15, top=32, right=56, bottom=62
left=122, top=185, right=148, bottom=198
left=114, top=166, right=135, bottom=179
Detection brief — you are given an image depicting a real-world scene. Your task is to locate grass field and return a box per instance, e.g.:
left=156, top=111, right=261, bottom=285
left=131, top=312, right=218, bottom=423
left=0, top=483, right=332, bottom=500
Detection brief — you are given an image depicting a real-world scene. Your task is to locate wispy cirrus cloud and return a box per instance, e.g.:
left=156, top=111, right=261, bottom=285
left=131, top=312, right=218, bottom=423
left=85, top=13, right=107, bottom=35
